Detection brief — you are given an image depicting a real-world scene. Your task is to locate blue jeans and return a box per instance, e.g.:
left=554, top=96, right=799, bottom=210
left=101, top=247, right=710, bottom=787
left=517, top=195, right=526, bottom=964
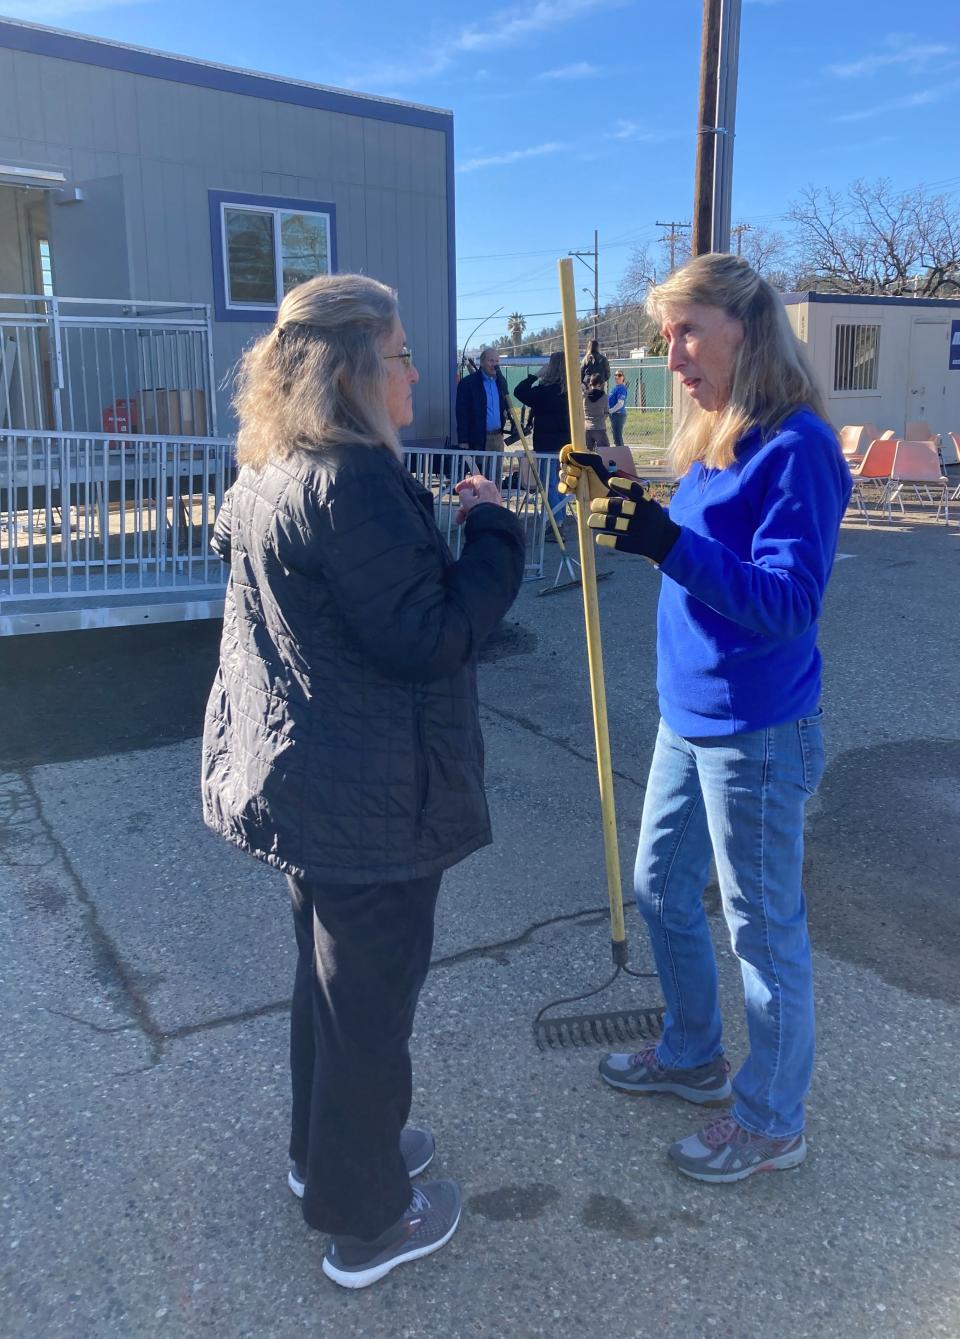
left=610, top=411, right=626, bottom=449
left=543, top=456, right=566, bottom=521
left=635, top=713, right=825, bottom=1138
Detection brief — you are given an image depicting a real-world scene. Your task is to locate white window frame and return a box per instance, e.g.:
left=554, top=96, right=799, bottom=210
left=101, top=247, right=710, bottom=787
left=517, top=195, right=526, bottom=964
left=831, top=319, right=882, bottom=397
left=219, top=202, right=332, bottom=313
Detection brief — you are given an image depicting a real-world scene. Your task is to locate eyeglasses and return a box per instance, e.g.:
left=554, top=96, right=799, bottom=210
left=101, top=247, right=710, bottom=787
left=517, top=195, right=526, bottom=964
left=384, top=347, right=414, bottom=366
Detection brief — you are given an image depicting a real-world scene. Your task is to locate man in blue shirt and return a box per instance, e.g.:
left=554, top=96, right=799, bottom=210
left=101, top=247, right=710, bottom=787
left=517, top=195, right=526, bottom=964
left=456, top=347, right=509, bottom=480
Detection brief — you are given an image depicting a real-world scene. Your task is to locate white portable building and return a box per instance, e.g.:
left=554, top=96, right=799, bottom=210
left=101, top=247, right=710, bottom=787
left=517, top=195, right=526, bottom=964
left=783, top=292, right=960, bottom=460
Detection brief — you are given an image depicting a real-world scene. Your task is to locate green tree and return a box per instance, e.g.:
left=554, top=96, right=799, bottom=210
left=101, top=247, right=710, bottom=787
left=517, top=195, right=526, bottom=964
left=507, top=311, right=527, bottom=354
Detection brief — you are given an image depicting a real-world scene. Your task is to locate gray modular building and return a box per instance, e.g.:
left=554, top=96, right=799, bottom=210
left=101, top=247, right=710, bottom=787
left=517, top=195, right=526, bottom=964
left=0, top=18, right=456, bottom=634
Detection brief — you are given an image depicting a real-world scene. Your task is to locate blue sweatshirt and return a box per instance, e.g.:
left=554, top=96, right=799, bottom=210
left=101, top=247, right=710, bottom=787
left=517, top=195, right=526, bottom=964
left=655, top=408, right=852, bottom=737
left=608, top=383, right=628, bottom=415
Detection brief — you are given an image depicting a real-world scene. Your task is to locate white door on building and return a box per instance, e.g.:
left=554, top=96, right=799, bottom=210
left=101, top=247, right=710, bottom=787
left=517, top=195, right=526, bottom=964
left=905, top=319, right=949, bottom=436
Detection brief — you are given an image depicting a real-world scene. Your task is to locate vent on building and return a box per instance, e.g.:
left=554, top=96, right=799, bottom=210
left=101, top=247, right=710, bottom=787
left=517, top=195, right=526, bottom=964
left=834, top=322, right=880, bottom=392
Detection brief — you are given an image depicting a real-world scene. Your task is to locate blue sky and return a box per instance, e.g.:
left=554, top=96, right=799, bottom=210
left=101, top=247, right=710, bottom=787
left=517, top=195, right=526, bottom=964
left=8, top=0, right=960, bottom=347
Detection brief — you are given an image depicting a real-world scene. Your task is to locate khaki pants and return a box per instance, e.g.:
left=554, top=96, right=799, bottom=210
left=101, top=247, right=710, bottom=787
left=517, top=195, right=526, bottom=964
left=479, top=430, right=504, bottom=481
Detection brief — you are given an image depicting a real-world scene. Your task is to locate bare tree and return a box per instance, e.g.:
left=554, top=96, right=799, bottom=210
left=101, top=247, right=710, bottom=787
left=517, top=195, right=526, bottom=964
left=736, top=225, right=799, bottom=291
left=617, top=242, right=657, bottom=305
left=789, top=178, right=960, bottom=297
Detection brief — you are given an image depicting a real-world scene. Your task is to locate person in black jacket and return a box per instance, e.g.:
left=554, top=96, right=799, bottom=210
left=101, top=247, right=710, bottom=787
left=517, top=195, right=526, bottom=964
left=455, top=347, right=509, bottom=480
left=514, top=352, right=571, bottom=528
left=201, top=274, right=524, bottom=1290
left=580, top=338, right=610, bottom=388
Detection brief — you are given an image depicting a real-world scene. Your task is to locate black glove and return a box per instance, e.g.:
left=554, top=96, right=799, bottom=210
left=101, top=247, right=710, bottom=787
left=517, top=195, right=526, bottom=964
left=587, top=477, right=681, bottom=564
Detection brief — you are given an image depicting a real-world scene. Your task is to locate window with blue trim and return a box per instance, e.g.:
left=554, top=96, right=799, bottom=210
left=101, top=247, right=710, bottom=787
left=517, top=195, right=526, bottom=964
left=216, top=196, right=333, bottom=313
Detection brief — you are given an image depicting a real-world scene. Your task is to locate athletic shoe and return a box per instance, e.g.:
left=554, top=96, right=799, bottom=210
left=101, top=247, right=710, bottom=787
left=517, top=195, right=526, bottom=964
left=668, top=1112, right=807, bottom=1183
left=322, top=1180, right=461, bottom=1290
left=599, top=1045, right=731, bottom=1104
left=288, top=1125, right=435, bottom=1199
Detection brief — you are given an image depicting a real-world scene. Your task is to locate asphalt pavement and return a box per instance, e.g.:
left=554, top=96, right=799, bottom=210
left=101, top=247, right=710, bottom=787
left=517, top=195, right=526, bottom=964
left=2, top=507, right=959, bottom=1338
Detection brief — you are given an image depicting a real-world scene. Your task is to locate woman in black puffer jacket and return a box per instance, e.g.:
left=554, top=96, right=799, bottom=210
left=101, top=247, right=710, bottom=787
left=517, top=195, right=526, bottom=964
left=201, top=274, right=523, bottom=1289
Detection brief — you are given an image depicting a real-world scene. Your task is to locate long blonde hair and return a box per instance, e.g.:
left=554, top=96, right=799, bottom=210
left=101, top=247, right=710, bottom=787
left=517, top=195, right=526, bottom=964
left=647, top=253, right=829, bottom=475
left=233, top=273, right=402, bottom=467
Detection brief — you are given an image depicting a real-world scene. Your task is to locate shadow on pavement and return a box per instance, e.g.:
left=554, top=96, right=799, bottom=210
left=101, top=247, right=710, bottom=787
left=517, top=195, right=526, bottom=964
left=0, top=621, right=222, bottom=769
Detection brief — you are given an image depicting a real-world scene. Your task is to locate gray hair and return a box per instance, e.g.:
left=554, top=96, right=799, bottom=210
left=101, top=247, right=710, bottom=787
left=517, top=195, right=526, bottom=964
left=233, top=273, right=401, bottom=467
left=647, top=253, right=829, bottom=473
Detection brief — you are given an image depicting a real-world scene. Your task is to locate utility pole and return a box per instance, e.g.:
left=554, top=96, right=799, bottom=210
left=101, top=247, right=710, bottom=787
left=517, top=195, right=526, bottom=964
left=594, top=228, right=599, bottom=340
left=731, top=221, right=752, bottom=256
left=656, top=220, right=691, bottom=273
left=692, top=0, right=721, bottom=256
left=568, top=228, right=599, bottom=343
left=692, top=0, right=742, bottom=255
left=712, top=0, right=742, bottom=254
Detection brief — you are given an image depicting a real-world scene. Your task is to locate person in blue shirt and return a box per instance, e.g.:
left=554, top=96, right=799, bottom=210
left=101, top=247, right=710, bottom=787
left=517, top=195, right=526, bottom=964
left=560, top=253, right=851, bottom=1185
left=455, top=347, right=509, bottom=481
left=608, top=369, right=629, bottom=448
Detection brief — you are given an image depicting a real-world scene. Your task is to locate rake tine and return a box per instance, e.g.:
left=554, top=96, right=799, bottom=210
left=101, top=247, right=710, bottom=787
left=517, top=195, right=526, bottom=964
left=534, top=1006, right=664, bottom=1051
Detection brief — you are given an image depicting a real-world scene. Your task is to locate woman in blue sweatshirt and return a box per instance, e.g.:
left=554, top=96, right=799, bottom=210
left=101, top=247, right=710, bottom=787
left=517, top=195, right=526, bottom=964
left=560, top=253, right=851, bottom=1184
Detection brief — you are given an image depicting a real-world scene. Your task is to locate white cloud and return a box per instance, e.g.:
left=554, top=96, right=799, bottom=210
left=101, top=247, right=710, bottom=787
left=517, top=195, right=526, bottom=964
left=834, top=89, right=946, bottom=122
left=828, top=39, right=954, bottom=78
left=2, top=0, right=145, bottom=16
left=457, top=142, right=567, bottom=174
left=609, top=119, right=686, bottom=143
left=535, top=61, right=601, bottom=81
left=451, top=0, right=612, bottom=54
left=344, top=0, right=613, bottom=90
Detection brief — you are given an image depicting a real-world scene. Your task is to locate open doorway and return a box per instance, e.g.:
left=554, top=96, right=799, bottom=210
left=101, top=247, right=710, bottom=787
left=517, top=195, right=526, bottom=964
left=0, top=185, right=56, bottom=428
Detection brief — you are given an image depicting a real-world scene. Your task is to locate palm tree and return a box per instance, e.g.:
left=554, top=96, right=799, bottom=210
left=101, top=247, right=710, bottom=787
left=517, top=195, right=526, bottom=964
left=507, top=311, right=526, bottom=355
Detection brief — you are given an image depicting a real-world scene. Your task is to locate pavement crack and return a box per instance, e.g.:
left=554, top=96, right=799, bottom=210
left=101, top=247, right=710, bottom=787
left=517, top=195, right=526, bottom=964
left=1, top=770, right=165, bottom=1065
left=479, top=700, right=644, bottom=789
left=47, top=1008, right=140, bottom=1036
left=429, top=906, right=610, bottom=970
left=162, top=999, right=290, bottom=1042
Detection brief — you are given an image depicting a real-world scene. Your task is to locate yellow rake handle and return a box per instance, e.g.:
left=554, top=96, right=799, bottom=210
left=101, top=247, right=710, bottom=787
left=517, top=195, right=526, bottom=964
left=503, top=398, right=567, bottom=550
left=557, top=258, right=626, bottom=956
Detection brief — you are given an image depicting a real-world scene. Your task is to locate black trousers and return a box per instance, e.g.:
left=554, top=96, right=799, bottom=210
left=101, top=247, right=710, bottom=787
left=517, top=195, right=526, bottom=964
left=287, top=872, right=442, bottom=1240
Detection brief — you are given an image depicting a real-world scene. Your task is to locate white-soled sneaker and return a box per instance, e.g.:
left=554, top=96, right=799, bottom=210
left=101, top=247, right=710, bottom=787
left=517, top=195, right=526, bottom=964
left=322, top=1180, right=461, bottom=1290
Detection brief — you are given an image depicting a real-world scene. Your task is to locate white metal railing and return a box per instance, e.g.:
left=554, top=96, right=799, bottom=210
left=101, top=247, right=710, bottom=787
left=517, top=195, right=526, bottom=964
left=403, top=446, right=551, bottom=581
left=0, top=439, right=551, bottom=616
left=0, top=294, right=217, bottom=438
left=1, top=429, right=234, bottom=601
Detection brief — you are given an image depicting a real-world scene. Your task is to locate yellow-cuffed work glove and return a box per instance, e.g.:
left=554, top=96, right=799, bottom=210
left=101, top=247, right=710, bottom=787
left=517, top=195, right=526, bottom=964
left=557, top=446, right=615, bottom=502
left=587, top=477, right=681, bottom=564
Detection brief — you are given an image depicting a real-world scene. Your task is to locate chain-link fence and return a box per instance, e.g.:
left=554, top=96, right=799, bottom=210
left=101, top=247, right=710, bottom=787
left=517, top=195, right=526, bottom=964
left=499, top=357, right=673, bottom=455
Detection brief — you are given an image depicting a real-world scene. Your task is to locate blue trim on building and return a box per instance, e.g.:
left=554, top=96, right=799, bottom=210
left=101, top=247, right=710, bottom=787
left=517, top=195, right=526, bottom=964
left=0, top=18, right=452, bottom=133
left=208, top=190, right=338, bottom=323
left=782, top=291, right=960, bottom=310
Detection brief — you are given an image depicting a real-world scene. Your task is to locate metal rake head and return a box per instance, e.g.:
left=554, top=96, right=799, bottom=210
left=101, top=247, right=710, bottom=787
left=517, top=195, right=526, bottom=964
left=534, top=1006, right=664, bottom=1051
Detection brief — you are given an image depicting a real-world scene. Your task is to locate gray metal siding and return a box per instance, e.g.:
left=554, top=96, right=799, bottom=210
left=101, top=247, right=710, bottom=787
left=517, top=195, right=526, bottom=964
left=1, top=47, right=452, bottom=441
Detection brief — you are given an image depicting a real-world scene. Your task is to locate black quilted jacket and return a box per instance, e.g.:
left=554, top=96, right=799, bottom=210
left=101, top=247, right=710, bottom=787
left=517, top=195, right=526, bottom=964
left=201, top=442, right=524, bottom=885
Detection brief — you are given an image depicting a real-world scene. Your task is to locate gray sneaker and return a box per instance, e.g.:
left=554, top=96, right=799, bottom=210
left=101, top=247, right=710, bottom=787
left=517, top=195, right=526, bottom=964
left=599, top=1044, right=731, bottom=1104
left=288, top=1125, right=435, bottom=1199
left=322, top=1180, right=462, bottom=1289
left=668, top=1113, right=807, bottom=1183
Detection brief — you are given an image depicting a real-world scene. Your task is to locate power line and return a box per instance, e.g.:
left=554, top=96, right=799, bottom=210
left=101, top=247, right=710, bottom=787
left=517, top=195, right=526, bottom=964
left=656, top=220, right=691, bottom=271
left=730, top=221, right=752, bottom=255
left=458, top=227, right=661, bottom=264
